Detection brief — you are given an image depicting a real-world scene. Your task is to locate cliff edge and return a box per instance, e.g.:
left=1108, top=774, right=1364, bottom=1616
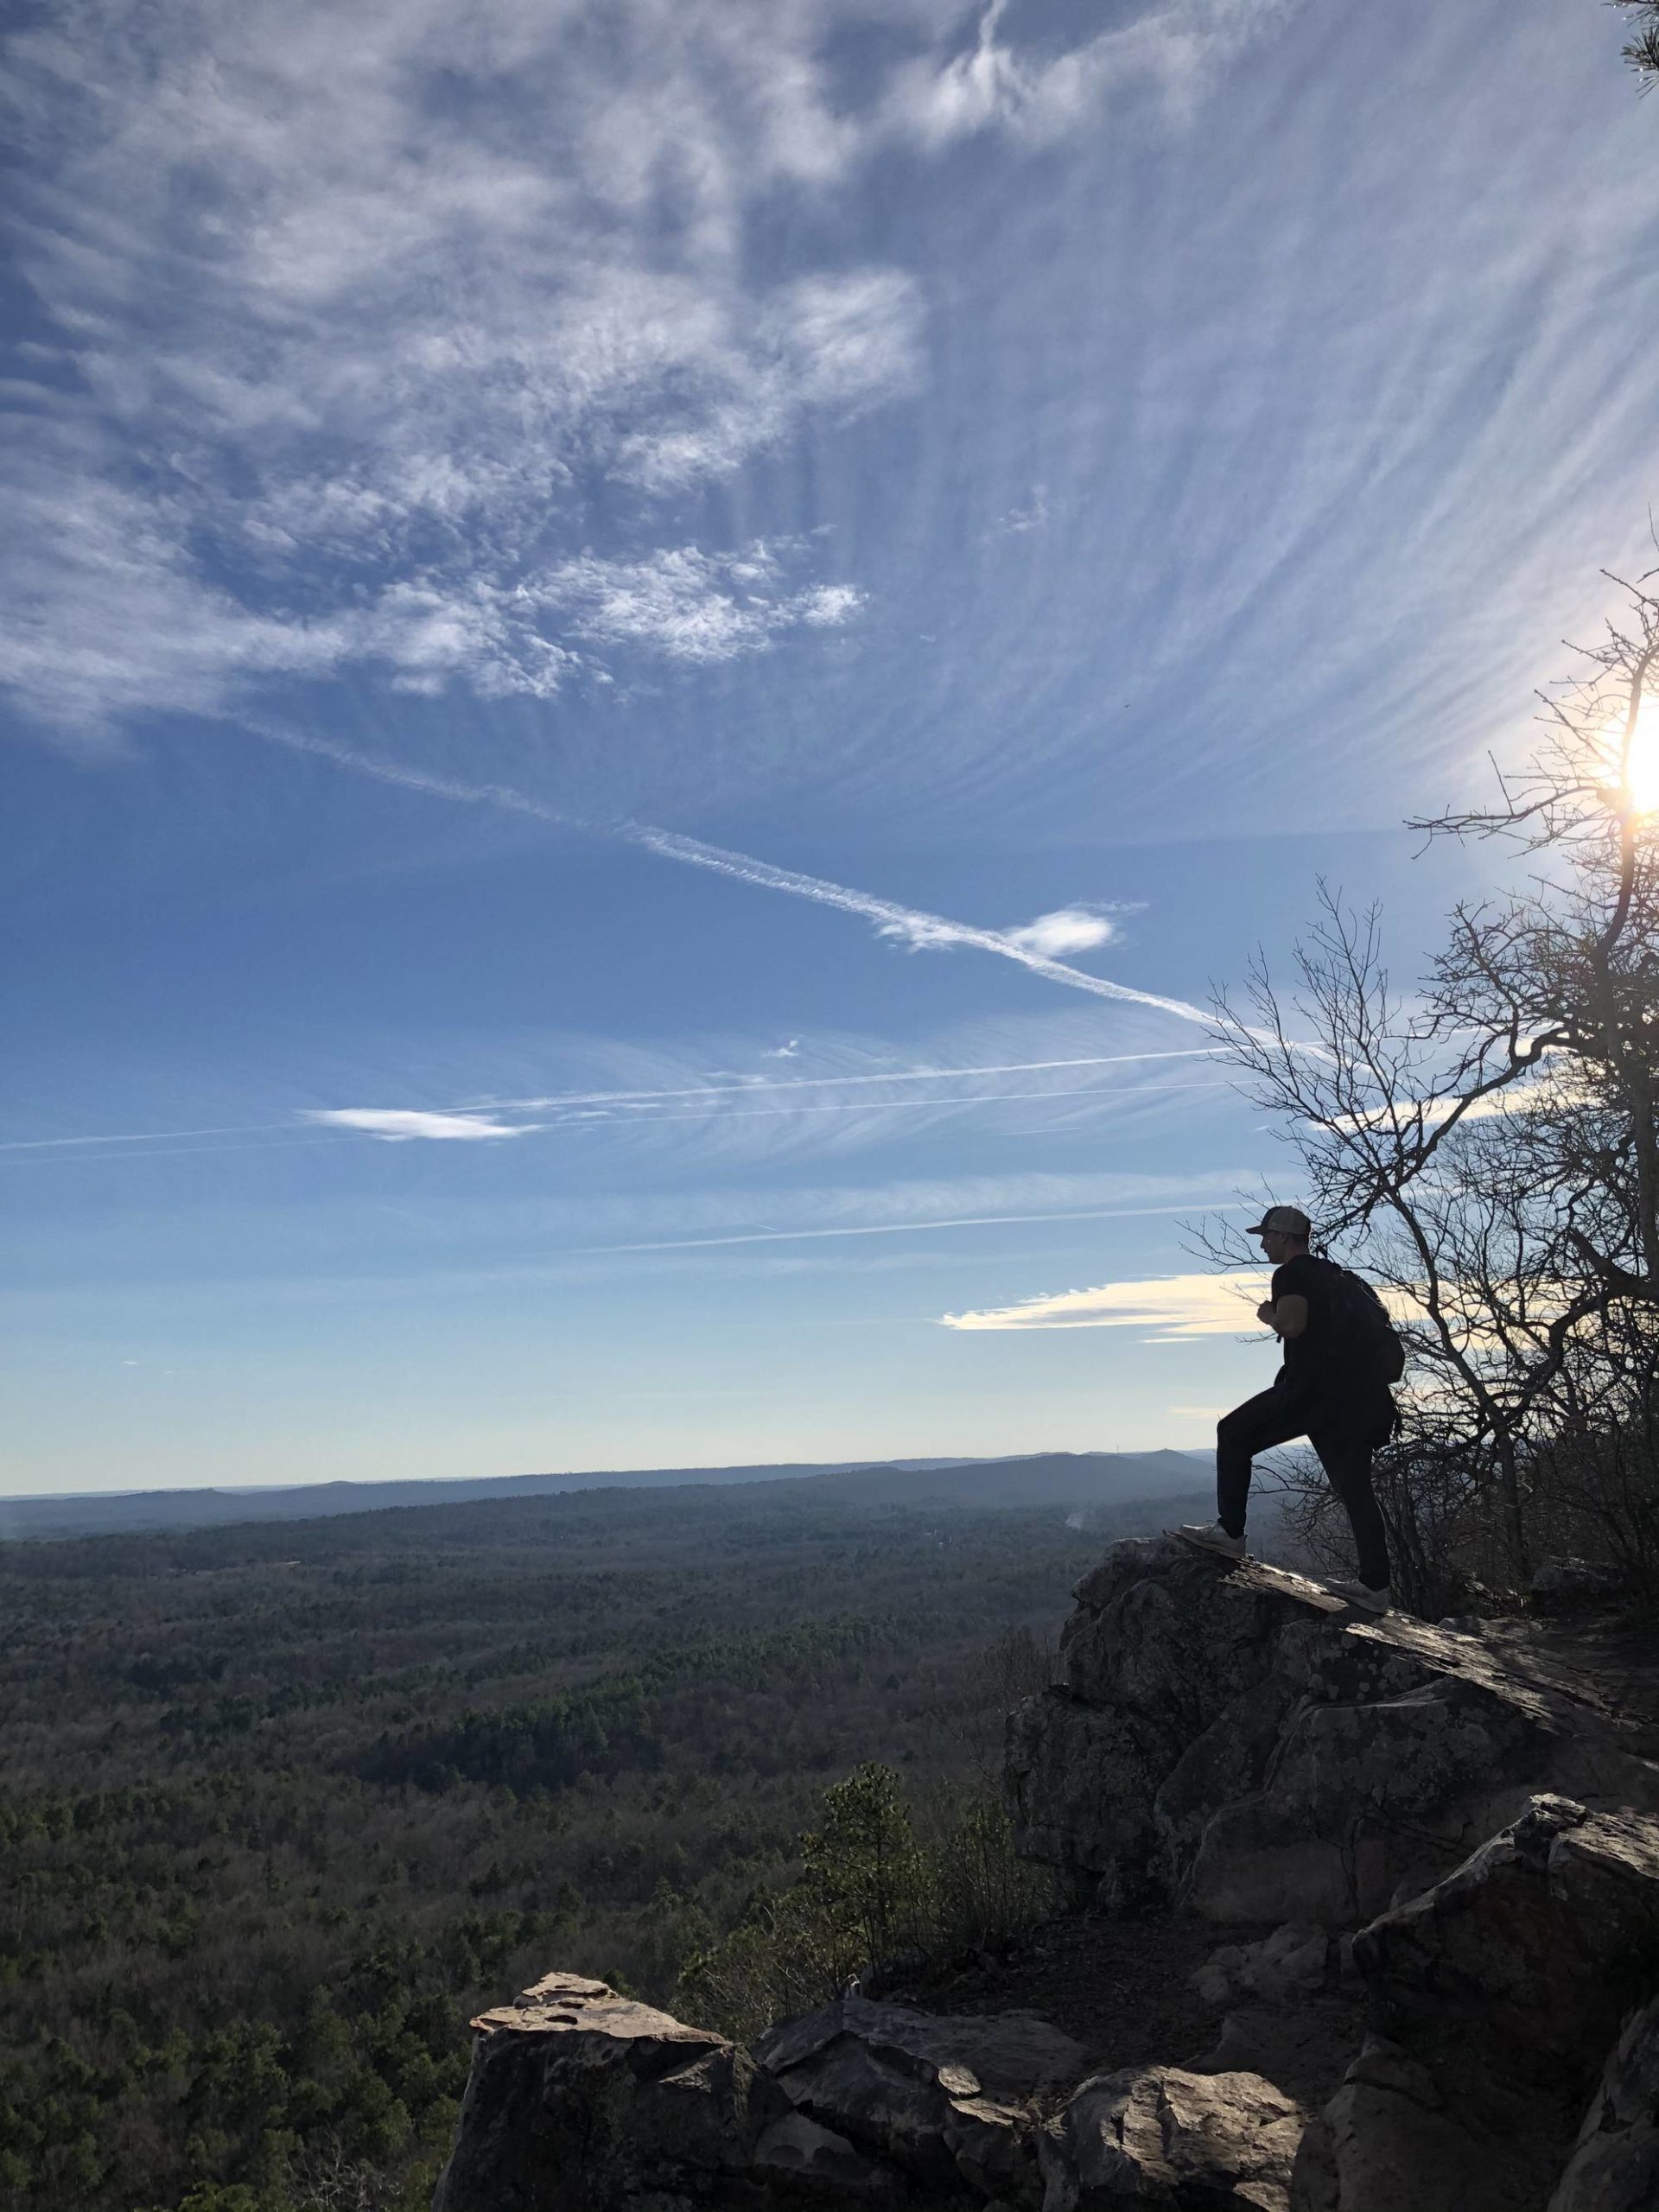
left=430, top=1535, right=1659, bottom=2211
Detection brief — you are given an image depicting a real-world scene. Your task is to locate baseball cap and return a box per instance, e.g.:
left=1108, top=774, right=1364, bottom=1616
left=1246, top=1205, right=1312, bottom=1239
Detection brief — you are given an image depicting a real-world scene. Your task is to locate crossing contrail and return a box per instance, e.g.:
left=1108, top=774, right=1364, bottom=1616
left=255, top=726, right=1218, bottom=1028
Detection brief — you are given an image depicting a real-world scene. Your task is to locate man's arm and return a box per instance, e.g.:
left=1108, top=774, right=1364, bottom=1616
left=1255, top=1294, right=1309, bottom=1338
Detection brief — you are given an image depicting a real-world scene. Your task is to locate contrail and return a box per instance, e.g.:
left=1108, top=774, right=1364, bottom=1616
left=622, top=823, right=1217, bottom=1026
left=256, top=726, right=1217, bottom=1027
left=573, top=1198, right=1243, bottom=1255
left=0, top=1122, right=294, bottom=1152
left=488, top=1048, right=1215, bottom=1113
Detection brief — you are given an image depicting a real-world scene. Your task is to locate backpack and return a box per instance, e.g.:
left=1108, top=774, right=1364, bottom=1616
left=1319, top=1261, right=1407, bottom=1388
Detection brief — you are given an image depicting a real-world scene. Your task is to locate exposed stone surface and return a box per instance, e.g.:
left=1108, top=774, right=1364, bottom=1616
left=431, top=1972, right=789, bottom=2212
left=1549, top=1994, right=1659, bottom=2211
left=434, top=1539, right=1659, bottom=2212
left=1192, top=1925, right=1330, bottom=2010
left=1287, top=2036, right=1496, bottom=2212
left=1352, top=1794, right=1659, bottom=2068
left=754, top=1991, right=1088, bottom=2205
left=1008, top=1536, right=1659, bottom=1924
left=752, top=2112, right=904, bottom=2204
left=1039, top=2065, right=1303, bottom=2210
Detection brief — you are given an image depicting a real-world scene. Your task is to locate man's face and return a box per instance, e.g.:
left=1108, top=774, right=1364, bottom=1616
left=1258, top=1228, right=1296, bottom=1265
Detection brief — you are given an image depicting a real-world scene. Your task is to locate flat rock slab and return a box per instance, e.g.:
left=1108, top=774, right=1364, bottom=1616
left=471, top=1970, right=727, bottom=2049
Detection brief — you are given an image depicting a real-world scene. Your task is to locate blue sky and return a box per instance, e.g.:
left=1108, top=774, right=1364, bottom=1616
left=3, top=0, right=1657, bottom=1493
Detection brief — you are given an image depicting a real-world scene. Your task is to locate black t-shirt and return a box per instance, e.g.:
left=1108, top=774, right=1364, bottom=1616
left=1272, top=1254, right=1331, bottom=1383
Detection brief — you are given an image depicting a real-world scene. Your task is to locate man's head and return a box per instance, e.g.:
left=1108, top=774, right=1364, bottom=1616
left=1248, top=1203, right=1312, bottom=1265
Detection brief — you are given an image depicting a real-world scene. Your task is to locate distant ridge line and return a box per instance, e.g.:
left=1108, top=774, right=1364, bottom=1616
left=0, top=1449, right=1207, bottom=1541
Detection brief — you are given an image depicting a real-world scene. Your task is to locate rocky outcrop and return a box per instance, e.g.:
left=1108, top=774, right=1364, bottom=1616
left=432, top=1974, right=1093, bottom=2210
left=1007, top=1536, right=1659, bottom=1923
left=1352, top=1793, right=1659, bottom=2070
left=431, top=1972, right=789, bottom=2212
left=435, top=1538, right=1659, bottom=2212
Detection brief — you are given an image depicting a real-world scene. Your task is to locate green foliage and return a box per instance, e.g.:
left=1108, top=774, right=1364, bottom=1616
left=1616, top=3, right=1659, bottom=83
left=676, top=1764, right=1060, bottom=2045
left=0, top=1479, right=1146, bottom=2210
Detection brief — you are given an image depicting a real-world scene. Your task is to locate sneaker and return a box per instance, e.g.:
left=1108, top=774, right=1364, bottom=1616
left=1329, top=1578, right=1392, bottom=1614
left=1174, top=1522, right=1247, bottom=1561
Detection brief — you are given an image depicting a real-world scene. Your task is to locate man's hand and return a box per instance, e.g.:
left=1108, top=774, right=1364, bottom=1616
left=1255, top=1300, right=1277, bottom=1328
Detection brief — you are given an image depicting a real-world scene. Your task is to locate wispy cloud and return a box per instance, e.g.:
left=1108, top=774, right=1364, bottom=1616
left=939, top=1269, right=1268, bottom=1336
left=886, top=0, right=1300, bottom=149
left=302, top=1109, right=536, bottom=1143
left=550, top=1165, right=1249, bottom=1248
left=7, top=0, right=1261, bottom=747
left=0, top=3, right=924, bottom=739
left=983, top=484, right=1049, bottom=542
left=490, top=1046, right=1215, bottom=1115
left=0, top=0, right=1305, bottom=747
left=537, top=545, right=865, bottom=665
left=0, top=1045, right=1227, bottom=1166
left=1001, top=906, right=1120, bottom=958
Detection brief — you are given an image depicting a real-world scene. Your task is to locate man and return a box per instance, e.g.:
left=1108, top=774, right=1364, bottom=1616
left=1179, top=1205, right=1395, bottom=1612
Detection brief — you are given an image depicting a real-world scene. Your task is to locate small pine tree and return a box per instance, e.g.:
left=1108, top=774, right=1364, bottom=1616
left=1616, top=2, right=1659, bottom=83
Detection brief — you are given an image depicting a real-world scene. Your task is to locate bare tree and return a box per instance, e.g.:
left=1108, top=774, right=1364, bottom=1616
left=1205, top=572, right=1659, bottom=1594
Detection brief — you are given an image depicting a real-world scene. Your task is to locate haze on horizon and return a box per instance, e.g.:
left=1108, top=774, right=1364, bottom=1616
left=4, top=0, right=1657, bottom=1496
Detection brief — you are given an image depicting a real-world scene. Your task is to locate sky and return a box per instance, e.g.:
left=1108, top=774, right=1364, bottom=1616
left=3, top=0, right=1657, bottom=1494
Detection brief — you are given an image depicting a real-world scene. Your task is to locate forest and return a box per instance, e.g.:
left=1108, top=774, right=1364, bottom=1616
left=0, top=1467, right=1210, bottom=2212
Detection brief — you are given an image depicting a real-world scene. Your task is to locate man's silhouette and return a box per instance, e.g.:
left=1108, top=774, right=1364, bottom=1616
left=1179, top=1205, right=1395, bottom=1612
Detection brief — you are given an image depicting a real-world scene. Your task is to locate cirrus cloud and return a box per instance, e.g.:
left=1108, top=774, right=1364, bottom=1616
left=2, top=0, right=1297, bottom=745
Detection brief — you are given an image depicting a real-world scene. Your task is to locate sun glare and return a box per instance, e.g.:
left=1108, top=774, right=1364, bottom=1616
left=1618, top=691, right=1659, bottom=814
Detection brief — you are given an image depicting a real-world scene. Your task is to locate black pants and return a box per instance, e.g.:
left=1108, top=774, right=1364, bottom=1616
left=1217, top=1383, right=1392, bottom=1590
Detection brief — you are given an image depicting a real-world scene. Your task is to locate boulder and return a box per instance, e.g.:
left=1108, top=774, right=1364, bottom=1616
left=1010, top=1538, right=1659, bottom=1923
left=1287, top=2037, right=1497, bottom=2212
left=430, top=1971, right=789, bottom=2212
left=1351, top=1795, right=1659, bottom=2070
left=753, top=1991, right=1088, bottom=2205
left=1039, top=2065, right=1304, bottom=2210
left=1192, top=1926, right=1331, bottom=2010
left=1549, top=1994, right=1659, bottom=2211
